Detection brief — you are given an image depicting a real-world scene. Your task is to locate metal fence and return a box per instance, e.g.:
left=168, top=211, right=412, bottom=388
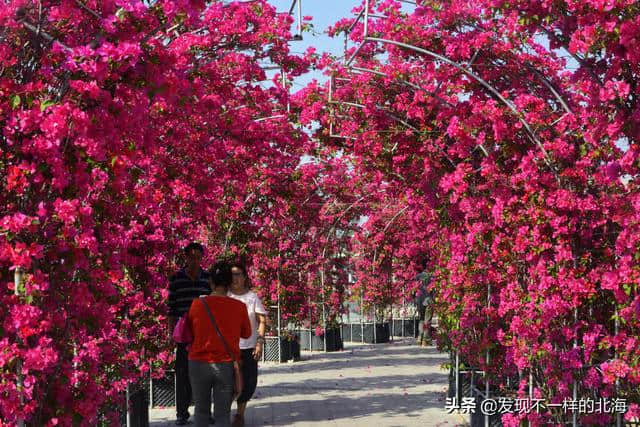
left=448, top=355, right=639, bottom=427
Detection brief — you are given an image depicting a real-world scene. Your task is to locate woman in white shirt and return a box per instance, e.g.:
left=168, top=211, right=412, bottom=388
left=228, top=261, right=267, bottom=427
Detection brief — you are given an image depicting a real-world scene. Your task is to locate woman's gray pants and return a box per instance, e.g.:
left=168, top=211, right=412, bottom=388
left=188, top=360, right=234, bottom=427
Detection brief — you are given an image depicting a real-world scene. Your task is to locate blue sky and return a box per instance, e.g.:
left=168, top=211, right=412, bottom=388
left=268, top=0, right=363, bottom=88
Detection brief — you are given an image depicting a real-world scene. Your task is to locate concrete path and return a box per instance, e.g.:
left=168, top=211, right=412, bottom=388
left=149, top=338, right=468, bottom=427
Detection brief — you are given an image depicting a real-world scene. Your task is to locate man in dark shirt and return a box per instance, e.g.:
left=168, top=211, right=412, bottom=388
left=168, top=242, right=212, bottom=425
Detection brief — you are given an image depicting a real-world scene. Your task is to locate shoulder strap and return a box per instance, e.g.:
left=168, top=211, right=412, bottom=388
left=200, top=298, right=236, bottom=362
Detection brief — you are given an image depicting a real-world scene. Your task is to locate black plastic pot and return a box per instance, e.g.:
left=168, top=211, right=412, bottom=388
left=110, top=380, right=149, bottom=426
left=391, top=318, right=420, bottom=338
left=342, top=323, right=389, bottom=343
left=341, top=323, right=352, bottom=342
left=296, top=327, right=343, bottom=351
left=126, top=382, right=149, bottom=427
left=362, top=322, right=389, bottom=343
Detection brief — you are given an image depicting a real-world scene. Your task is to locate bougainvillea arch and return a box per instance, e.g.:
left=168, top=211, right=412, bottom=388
left=296, top=0, right=640, bottom=425
left=2, top=0, right=640, bottom=425
left=0, top=0, right=315, bottom=423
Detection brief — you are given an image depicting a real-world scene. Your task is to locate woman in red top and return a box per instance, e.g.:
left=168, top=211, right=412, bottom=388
left=188, top=261, right=251, bottom=427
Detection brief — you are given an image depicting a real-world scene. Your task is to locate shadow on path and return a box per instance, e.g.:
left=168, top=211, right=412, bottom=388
left=248, top=391, right=450, bottom=425
left=253, top=372, right=447, bottom=397
left=261, top=343, right=449, bottom=375
left=149, top=339, right=464, bottom=427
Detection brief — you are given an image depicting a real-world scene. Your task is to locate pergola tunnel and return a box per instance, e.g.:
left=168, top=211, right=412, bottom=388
left=0, top=0, right=639, bottom=426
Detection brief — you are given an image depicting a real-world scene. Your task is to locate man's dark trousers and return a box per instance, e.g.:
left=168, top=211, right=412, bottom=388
left=176, top=343, right=191, bottom=420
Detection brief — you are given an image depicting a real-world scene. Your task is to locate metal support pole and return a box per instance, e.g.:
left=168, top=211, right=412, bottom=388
left=126, top=384, right=131, bottom=427
left=360, top=288, right=364, bottom=343
left=343, top=33, right=348, bottom=65
left=529, top=369, right=534, bottom=427
left=484, top=358, right=489, bottom=427
left=485, top=283, right=491, bottom=427
left=149, top=370, right=154, bottom=408
left=572, top=307, right=577, bottom=427
left=470, top=370, right=474, bottom=397
left=363, top=0, right=369, bottom=39
left=287, top=0, right=303, bottom=40
left=277, top=301, right=281, bottom=335
left=277, top=270, right=282, bottom=362
left=615, top=308, right=622, bottom=427
left=322, top=302, right=327, bottom=352
left=388, top=306, right=393, bottom=342
left=373, top=304, right=377, bottom=343
left=402, top=295, right=405, bottom=338
left=14, top=268, right=25, bottom=427
left=297, top=0, right=302, bottom=39
left=455, top=350, right=460, bottom=404
left=320, top=267, right=327, bottom=352
left=281, top=70, right=290, bottom=114
left=307, top=295, right=312, bottom=352
left=391, top=313, right=395, bottom=337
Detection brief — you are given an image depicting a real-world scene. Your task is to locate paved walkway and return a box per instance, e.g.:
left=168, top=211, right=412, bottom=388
left=149, top=338, right=468, bottom=427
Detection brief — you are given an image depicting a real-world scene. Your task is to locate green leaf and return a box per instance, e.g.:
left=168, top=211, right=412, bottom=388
left=11, top=95, right=21, bottom=109
left=40, top=99, right=56, bottom=112
left=579, top=143, right=588, bottom=157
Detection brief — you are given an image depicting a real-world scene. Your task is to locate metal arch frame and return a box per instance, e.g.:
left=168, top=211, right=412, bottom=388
left=338, top=0, right=561, bottom=183
left=217, top=0, right=305, bottom=124
left=221, top=0, right=303, bottom=41
left=364, top=36, right=559, bottom=176
left=328, top=69, right=459, bottom=168
left=330, top=3, right=488, bottom=164
left=222, top=1, right=303, bottom=351
left=329, top=74, right=421, bottom=137
left=251, top=65, right=291, bottom=122
left=350, top=65, right=455, bottom=109
left=331, top=3, right=620, bottom=427
left=250, top=0, right=307, bottom=123
left=342, top=5, right=635, bottom=427
left=332, top=4, right=631, bottom=427
left=288, top=0, right=304, bottom=41
left=330, top=67, right=490, bottom=162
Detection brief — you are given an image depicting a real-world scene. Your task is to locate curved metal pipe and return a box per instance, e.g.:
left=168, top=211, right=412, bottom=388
left=364, top=36, right=560, bottom=180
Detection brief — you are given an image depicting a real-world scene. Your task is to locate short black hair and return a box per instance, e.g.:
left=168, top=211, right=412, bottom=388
left=230, top=260, right=251, bottom=289
left=184, top=242, right=204, bottom=255
left=209, top=261, right=232, bottom=288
